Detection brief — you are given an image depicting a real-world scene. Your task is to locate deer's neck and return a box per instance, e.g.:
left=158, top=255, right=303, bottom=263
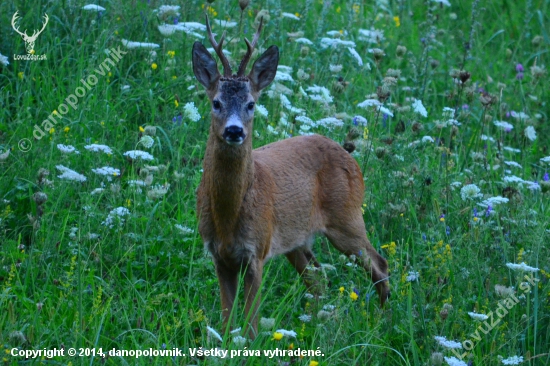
left=203, top=133, right=254, bottom=239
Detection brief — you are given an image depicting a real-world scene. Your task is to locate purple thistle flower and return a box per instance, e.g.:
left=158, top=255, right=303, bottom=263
left=485, top=205, right=492, bottom=217
left=515, top=63, right=524, bottom=72
left=543, top=172, right=549, bottom=181
left=352, top=117, right=358, bottom=126
left=473, top=207, right=477, bottom=217
left=462, top=104, right=469, bottom=110
left=516, top=72, right=524, bottom=80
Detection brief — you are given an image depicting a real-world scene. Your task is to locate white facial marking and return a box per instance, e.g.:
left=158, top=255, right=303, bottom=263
left=226, top=115, right=243, bottom=129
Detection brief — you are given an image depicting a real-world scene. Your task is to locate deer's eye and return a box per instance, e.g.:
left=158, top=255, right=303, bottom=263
left=212, top=100, right=221, bottom=110
left=247, top=102, right=255, bottom=111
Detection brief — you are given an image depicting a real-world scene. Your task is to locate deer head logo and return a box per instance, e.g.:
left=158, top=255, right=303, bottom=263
left=11, top=11, right=49, bottom=54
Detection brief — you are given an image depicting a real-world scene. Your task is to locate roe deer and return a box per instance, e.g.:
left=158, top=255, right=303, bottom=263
left=192, top=16, right=389, bottom=338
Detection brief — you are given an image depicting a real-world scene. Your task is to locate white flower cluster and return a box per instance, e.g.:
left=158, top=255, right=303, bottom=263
left=56, top=165, right=87, bottom=182
left=434, top=336, right=462, bottom=349
left=505, top=262, right=539, bottom=272
left=123, top=150, right=154, bottom=161
left=101, top=207, right=130, bottom=228
left=183, top=102, right=201, bottom=122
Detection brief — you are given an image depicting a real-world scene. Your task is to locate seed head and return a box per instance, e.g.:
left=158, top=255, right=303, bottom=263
left=532, top=35, right=543, bottom=47
left=396, top=45, right=407, bottom=57
left=372, top=48, right=385, bottom=61
left=239, top=0, right=250, bottom=11
left=300, top=46, right=309, bottom=57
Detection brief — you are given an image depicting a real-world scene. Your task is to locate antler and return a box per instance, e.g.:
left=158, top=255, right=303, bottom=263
left=31, top=14, right=49, bottom=39
left=236, top=17, right=263, bottom=77
left=11, top=11, right=27, bottom=38
left=205, top=15, right=232, bottom=77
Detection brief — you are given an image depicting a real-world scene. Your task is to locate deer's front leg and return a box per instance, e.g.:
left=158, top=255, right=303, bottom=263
left=215, top=261, right=239, bottom=333
left=243, top=258, right=263, bottom=339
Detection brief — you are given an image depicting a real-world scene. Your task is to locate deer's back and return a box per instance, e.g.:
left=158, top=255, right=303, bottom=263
left=253, top=134, right=365, bottom=257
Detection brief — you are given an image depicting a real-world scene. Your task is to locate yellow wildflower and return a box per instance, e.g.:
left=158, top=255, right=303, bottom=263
left=339, top=286, right=345, bottom=294
left=350, top=292, right=358, bottom=301
left=393, top=16, right=400, bottom=27
left=18, top=72, right=24, bottom=80
left=272, top=332, right=283, bottom=341
left=64, top=127, right=70, bottom=133
left=151, top=63, right=158, bottom=70
left=139, top=126, right=145, bottom=133
left=174, top=99, right=179, bottom=108
left=167, top=50, right=176, bottom=58
left=310, top=361, right=319, bottom=366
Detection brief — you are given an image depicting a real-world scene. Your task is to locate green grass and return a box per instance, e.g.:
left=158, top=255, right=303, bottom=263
left=1, top=0, right=549, bottom=365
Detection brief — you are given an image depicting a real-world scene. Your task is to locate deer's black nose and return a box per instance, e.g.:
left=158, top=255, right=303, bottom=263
left=223, top=125, right=245, bottom=144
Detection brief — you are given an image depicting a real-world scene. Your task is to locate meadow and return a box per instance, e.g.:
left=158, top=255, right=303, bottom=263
left=0, top=0, right=549, bottom=365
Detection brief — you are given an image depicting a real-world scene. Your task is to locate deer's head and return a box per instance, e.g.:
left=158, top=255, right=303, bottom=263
left=11, top=11, right=49, bottom=54
left=192, top=16, right=279, bottom=146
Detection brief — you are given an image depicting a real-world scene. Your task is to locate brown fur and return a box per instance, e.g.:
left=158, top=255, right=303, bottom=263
left=192, top=36, right=389, bottom=339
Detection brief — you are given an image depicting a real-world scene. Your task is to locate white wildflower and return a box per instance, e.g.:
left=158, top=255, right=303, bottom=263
left=330, top=64, right=343, bottom=73
left=275, top=329, right=297, bottom=338
left=353, top=115, right=368, bottom=126
left=266, top=125, right=279, bottom=135
left=304, top=293, right=315, bottom=299
left=82, top=4, right=106, bottom=11
left=357, top=99, right=381, bottom=108
left=481, top=135, right=495, bottom=142
left=156, top=5, right=180, bottom=18
left=281, top=12, right=300, bottom=20
left=450, top=181, right=462, bottom=188
left=511, top=111, right=529, bottom=120
left=494, top=120, right=514, bottom=130
left=323, top=304, right=335, bottom=311
left=298, top=314, right=311, bottom=322
left=260, top=317, right=275, bottom=329
left=206, top=326, right=223, bottom=342
left=379, top=106, right=394, bottom=117
left=468, top=312, right=489, bottom=321
left=444, top=356, right=467, bottom=366
left=0, top=53, right=9, bottom=66
left=280, top=94, right=304, bottom=113
left=526, top=181, right=540, bottom=191
left=524, top=126, right=536, bottom=141
left=540, top=156, right=550, bottom=164
left=275, top=71, right=294, bottom=82
left=434, top=336, right=462, bottom=349
left=147, top=183, right=170, bottom=199
left=255, top=104, right=268, bottom=118
left=102, top=207, right=130, bottom=228
left=92, top=166, right=120, bottom=177
left=316, top=117, right=343, bottom=129
left=442, top=107, right=455, bottom=118
left=121, top=85, right=131, bottom=91
left=422, top=136, right=434, bottom=143
left=503, top=175, right=525, bottom=184
left=506, top=262, right=539, bottom=272
left=433, top=0, right=451, bottom=6
left=57, top=144, right=80, bottom=154
left=296, top=115, right=315, bottom=126
left=214, top=19, right=238, bottom=27
left=56, top=165, right=87, bottom=182
left=139, top=135, right=155, bottom=149
left=501, top=356, right=523, bottom=365
left=306, top=85, right=333, bottom=103
left=84, top=144, right=113, bottom=154
left=347, top=47, right=363, bottom=66
left=504, top=146, right=521, bottom=153
left=406, top=271, right=420, bottom=282
left=183, top=102, right=201, bottom=122
left=327, top=30, right=345, bottom=37
left=91, top=188, right=104, bottom=195
left=504, top=161, right=522, bottom=169
left=86, top=232, right=99, bottom=240
left=123, top=150, right=154, bottom=161
left=358, top=28, right=385, bottom=43
left=121, top=39, right=160, bottom=49
left=158, top=24, right=203, bottom=38
left=175, top=224, right=193, bottom=235
left=128, top=180, right=146, bottom=186
left=478, top=196, right=509, bottom=208
left=412, top=99, right=428, bottom=117
left=320, top=38, right=356, bottom=49
left=294, top=37, right=313, bottom=45
left=460, top=184, right=482, bottom=200
left=233, top=336, right=247, bottom=347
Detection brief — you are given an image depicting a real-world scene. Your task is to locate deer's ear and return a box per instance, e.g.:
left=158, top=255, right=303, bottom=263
left=192, top=42, right=220, bottom=90
left=248, top=45, right=279, bottom=93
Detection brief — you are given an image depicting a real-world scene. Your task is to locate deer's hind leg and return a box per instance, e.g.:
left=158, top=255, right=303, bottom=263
left=324, top=218, right=389, bottom=305
left=285, top=248, right=322, bottom=292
